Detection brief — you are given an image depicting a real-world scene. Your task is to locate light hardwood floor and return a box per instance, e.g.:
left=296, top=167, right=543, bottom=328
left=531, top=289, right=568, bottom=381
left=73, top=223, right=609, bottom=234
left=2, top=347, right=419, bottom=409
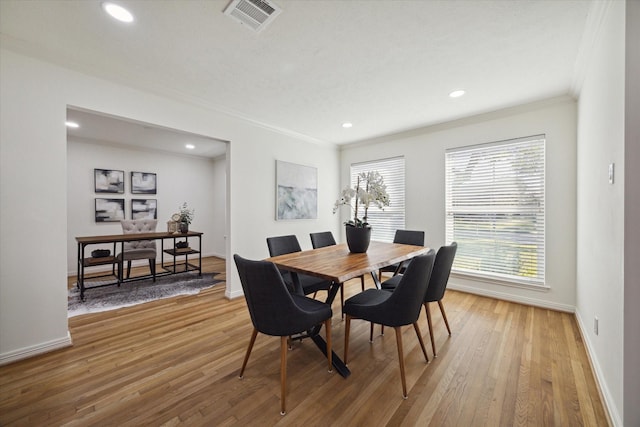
left=0, top=257, right=609, bottom=426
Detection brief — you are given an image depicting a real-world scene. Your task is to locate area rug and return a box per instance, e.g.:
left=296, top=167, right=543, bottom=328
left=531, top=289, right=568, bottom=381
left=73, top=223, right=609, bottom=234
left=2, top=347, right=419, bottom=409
left=68, top=272, right=222, bottom=317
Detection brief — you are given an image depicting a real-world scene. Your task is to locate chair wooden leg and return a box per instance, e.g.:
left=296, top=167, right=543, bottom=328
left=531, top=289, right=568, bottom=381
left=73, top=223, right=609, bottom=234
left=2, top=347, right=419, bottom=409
left=325, top=319, right=332, bottom=373
left=394, top=326, right=408, bottom=399
left=280, top=336, right=287, bottom=415
left=438, top=300, right=452, bottom=335
left=360, top=275, right=365, bottom=291
left=239, top=328, right=258, bottom=379
left=126, top=261, right=132, bottom=278
left=344, top=315, right=351, bottom=365
left=412, top=322, right=429, bottom=362
left=425, top=302, right=436, bottom=357
left=369, top=323, right=374, bottom=343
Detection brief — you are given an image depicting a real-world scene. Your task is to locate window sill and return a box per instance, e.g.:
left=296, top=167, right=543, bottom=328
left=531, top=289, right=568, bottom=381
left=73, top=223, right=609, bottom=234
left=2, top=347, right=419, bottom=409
left=450, top=271, right=550, bottom=292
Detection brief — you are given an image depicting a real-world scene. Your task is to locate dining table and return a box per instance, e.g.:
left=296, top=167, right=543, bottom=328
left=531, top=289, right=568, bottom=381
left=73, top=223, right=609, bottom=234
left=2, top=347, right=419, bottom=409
left=264, top=240, right=431, bottom=377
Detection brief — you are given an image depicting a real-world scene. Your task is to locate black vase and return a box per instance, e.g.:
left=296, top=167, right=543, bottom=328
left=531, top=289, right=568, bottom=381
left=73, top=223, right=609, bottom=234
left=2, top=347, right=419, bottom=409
left=179, top=222, right=189, bottom=233
left=345, top=226, right=371, bottom=253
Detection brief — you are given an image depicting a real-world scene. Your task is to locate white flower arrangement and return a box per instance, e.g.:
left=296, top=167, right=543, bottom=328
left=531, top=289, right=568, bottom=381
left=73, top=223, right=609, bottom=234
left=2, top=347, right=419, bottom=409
left=333, top=171, right=390, bottom=228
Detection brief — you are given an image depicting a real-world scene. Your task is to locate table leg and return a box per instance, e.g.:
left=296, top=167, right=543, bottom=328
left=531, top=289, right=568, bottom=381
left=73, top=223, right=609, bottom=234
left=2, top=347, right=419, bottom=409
left=313, top=281, right=351, bottom=377
left=370, top=271, right=382, bottom=289
left=311, top=334, right=351, bottom=378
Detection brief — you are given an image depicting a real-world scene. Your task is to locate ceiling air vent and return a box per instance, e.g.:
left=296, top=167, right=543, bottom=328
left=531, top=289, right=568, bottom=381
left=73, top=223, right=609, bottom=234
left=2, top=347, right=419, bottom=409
left=223, top=0, right=282, bottom=33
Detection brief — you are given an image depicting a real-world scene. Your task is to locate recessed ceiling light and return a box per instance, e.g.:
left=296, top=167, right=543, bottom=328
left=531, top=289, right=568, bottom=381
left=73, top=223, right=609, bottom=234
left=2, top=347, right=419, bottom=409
left=65, top=121, right=79, bottom=128
left=102, top=2, right=134, bottom=23
left=449, top=90, right=466, bottom=98
left=185, top=144, right=195, bottom=150
left=342, top=122, right=353, bottom=128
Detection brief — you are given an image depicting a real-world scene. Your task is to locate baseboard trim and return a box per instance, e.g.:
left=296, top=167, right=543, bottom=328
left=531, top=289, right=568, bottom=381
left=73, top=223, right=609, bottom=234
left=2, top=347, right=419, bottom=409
left=225, top=287, right=244, bottom=300
left=0, top=332, right=73, bottom=366
left=447, top=283, right=575, bottom=312
left=574, top=310, right=621, bottom=427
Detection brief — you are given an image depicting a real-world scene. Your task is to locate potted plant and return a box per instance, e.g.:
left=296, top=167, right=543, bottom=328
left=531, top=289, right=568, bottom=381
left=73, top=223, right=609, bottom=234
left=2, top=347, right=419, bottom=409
left=177, top=202, right=194, bottom=233
left=333, top=171, right=390, bottom=252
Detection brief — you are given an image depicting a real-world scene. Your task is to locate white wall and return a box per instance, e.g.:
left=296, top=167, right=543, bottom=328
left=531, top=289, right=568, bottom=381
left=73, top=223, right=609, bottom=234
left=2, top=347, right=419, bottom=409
left=0, top=48, right=340, bottom=363
left=66, top=138, right=226, bottom=274
left=340, top=97, right=577, bottom=311
left=575, top=1, right=625, bottom=425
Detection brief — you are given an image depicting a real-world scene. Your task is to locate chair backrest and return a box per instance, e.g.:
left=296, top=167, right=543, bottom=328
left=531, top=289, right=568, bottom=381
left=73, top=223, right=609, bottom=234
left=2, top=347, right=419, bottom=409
left=121, top=219, right=157, bottom=250
left=393, top=230, right=425, bottom=246
left=424, top=242, right=458, bottom=303
left=310, top=231, right=337, bottom=249
left=234, top=254, right=329, bottom=336
left=380, top=250, right=436, bottom=326
left=266, top=235, right=302, bottom=257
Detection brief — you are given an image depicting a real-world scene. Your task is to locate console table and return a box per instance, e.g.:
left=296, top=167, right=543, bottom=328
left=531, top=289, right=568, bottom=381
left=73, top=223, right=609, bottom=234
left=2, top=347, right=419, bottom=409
left=76, top=231, right=203, bottom=300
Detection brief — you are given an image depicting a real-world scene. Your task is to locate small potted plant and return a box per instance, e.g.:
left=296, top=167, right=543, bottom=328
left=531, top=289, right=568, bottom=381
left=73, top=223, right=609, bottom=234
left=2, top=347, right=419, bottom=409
left=333, top=171, right=390, bottom=252
left=177, top=202, right=194, bottom=233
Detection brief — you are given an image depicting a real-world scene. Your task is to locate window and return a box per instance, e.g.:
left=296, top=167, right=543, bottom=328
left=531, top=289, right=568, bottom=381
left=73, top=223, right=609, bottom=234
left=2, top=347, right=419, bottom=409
left=445, top=135, right=545, bottom=286
left=351, top=157, right=405, bottom=242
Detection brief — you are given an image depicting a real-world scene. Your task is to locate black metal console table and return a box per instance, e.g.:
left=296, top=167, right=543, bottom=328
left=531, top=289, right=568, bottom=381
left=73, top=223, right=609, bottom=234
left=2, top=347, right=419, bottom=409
left=76, top=231, right=203, bottom=300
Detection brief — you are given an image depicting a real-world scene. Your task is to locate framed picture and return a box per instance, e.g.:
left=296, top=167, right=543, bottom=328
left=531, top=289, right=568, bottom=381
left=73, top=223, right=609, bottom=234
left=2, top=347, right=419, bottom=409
left=131, top=198, right=157, bottom=220
left=95, top=198, right=125, bottom=222
left=131, top=171, right=157, bottom=194
left=94, top=168, right=124, bottom=193
left=276, top=160, right=317, bottom=220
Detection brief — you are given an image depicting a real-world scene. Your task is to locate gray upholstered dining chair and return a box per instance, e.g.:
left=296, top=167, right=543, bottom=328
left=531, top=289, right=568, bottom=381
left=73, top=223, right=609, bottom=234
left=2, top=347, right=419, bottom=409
left=234, top=254, right=333, bottom=415
left=378, top=229, right=425, bottom=281
left=117, top=219, right=158, bottom=281
left=343, top=250, right=436, bottom=398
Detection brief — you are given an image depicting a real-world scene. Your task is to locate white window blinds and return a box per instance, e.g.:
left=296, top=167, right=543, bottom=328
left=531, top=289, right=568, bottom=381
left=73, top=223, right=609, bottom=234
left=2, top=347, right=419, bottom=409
left=351, top=157, right=405, bottom=242
left=445, top=135, right=545, bottom=286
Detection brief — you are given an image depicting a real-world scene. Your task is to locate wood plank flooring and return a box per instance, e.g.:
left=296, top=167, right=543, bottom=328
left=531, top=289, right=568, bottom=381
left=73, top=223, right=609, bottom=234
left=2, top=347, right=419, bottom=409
left=0, top=257, right=609, bottom=426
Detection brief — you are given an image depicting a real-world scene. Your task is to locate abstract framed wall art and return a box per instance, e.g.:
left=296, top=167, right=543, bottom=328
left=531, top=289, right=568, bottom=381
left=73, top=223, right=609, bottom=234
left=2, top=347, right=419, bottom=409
left=131, top=199, right=157, bottom=220
left=131, top=171, right=157, bottom=194
left=94, top=168, right=125, bottom=193
left=95, top=198, right=125, bottom=222
left=276, top=160, right=317, bottom=220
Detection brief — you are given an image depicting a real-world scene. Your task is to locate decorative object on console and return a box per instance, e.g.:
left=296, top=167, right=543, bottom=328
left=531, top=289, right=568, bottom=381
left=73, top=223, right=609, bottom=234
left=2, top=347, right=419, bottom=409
left=175, top=241, right=189, bottom=249
left=276, top=160, right=318, bottom=220
left=91, top=249, right=111, bottom=258
left=178, top=202, right=194, bottom=233
left=95, top=198, right=125, bottom=222
left=333, top=171, right=390, bottom=252
left=131, top=171, right=157, bottom=194
left=94, top=168, right=124, bottom=193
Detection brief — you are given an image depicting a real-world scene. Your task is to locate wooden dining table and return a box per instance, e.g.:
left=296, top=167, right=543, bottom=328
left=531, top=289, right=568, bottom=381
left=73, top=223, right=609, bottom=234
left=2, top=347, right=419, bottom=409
left=264, top=240, right=431, bottom=377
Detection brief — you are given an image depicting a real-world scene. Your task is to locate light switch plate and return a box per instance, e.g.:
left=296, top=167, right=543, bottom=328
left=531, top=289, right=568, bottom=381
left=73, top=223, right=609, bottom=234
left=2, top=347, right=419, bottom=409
left=609, top=163, right=615, bottom=184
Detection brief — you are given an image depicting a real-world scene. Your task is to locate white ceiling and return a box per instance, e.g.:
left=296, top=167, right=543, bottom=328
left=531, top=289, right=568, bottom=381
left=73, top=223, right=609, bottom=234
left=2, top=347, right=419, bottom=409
left=66, top=108, right=228, bottom=158
left=1, top=0, right=597, bottom=153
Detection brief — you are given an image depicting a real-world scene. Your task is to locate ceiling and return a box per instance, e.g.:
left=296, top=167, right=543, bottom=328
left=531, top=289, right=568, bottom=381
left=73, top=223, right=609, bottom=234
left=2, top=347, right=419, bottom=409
left=1, top=0, right=597, bottom=152
left=66, top=108, right=228, bottom=158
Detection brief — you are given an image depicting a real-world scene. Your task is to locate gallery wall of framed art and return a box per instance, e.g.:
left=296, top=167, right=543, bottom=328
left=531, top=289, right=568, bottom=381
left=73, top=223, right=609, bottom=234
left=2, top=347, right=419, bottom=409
left=93, top=169, right=157, bottom=222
